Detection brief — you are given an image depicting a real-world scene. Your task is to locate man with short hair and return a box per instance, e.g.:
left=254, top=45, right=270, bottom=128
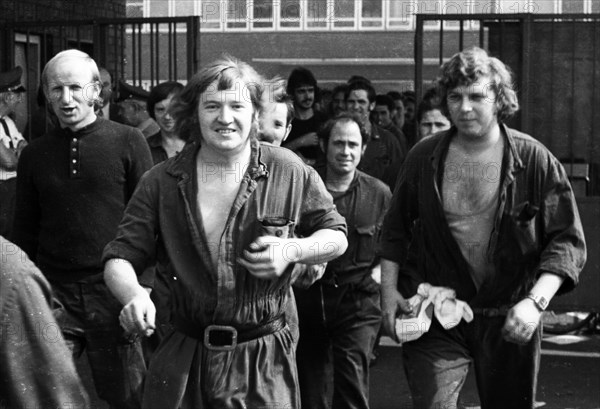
left=346, top=80, right=405, bottom=182
left=13, top=49, right=153, bottom=409
left=117, top=80, right=160, bottom=138
left=296, top=112, right=390, bottom=409
left=258, top=77, right=293, bottom=146
left=0, top=66, right=27, bottom=238
left=380, top=47, right=586, bottom=409
left=373, top=94, right=408, bottom=154
left=387, top=90, right=405, bottom=130
left=282, top=67, right=327, bottom=165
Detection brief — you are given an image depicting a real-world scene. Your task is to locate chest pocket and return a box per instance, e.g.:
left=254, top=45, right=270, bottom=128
left=258, top=217, right=295, bottom=239
left=509, top=201, right=540, bottom=256
left=354, top=224, right=378, bottom=264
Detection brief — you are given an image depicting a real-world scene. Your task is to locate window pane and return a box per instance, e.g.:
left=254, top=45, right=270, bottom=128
left=280, top=0, right=301, bottom=27
left=562, top=0, right=584, bottom=13
left=126, top=3, right=144, bottom=17
left=334, top=0, right=354, bottom=18
left=307, top=0, right=327, bottom=28
left=175, top=0, right=195, bottom=16
left=418, top=0, right=444, bottom=14
left=594, top=1, right=600, bottom=13
left=362, top=0, right=382, bottom=17
left=389, top=0, right=414, bottom=26
left=200, top=0, right=221, bottom=28
left=149, top=0, right=169, bottom=17
left=254, top=0, right=273, bottom=19
left=226, top=0, right=247, bottom=28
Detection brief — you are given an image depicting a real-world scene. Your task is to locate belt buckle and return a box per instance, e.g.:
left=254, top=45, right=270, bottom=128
left=203, top=325, right=237, bottom=351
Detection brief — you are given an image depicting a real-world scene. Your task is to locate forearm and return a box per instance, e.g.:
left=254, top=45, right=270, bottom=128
left=529, top=272, right=565, bottom=303
left=381, top=258, right=400, bottom=293
left=292, top=229, right=347, bottom=265
left=0, top=143, right=17, bottom=170
left=104, top=258, right=149, bottom=306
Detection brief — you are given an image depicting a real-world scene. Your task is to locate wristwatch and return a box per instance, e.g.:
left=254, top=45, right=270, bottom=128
left=526, top=293, right=549, bottom=311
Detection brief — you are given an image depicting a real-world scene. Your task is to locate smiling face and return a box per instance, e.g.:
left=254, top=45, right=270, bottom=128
left=154, top=93, right=177, bottom=134
left=45, top=57, right=99, bottom=131
left=446, top=74, right=498, bottom=140
left=325, top=120, right=365, bottom=177
left=346, top=89, right=374, bottom=124
left=198, top=78, right=256, bottom=154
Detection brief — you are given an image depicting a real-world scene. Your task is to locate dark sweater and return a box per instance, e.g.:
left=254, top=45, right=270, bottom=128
left=12, top=117, right=153, bottom=282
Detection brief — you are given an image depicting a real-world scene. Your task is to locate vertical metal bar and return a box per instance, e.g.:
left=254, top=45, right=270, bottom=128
left=169, top=22, right=175, bottom=81
left=479, top=16, right=485, bottom=48
left=119, top=23, right=124, bottom=81
left=591, top=18, right=599, bottom=194
left=150, top=22, right=155, bottom=86
left=550, top=17, right=555, bottom=153
left=569, top=17, right=577, bottom=163
left=131, top=23, right=136, bottom=83
left=155, top=22, right=160, bottom=86
left=459, top=19, right=464, bottom=51
left=521, top=15, right=531, bottom=134
left=415, top=15, right=424, bottom=103
left=137, top=22, right=142, bottom=85
left=174, top=22, right=179, bottom=82
left=188, top=16, right=200, bottom=78
left=439, top=17, right=444, bottom=66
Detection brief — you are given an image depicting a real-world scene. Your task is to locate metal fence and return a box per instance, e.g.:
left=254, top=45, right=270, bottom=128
left=1, top=16, right=199, bottom=137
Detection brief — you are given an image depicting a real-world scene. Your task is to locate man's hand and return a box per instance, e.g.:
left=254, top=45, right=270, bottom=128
left=238, top=236, right=292, bottom=279
left=292, top=263, right=326, bottom=289
left=381, top=288, right=413, bottom=343
left=502, top=298, right=541, bottom=345
left=118, top=292, right=156, bottom=338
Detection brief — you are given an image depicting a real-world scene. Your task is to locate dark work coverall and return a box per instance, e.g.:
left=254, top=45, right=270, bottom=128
left=296, top=169, right=391, bottom=409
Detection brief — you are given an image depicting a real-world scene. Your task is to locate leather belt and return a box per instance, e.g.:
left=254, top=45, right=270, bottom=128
left=173, top=315, right=286, bottom=351
left=471, top=306, right=510, bottom=317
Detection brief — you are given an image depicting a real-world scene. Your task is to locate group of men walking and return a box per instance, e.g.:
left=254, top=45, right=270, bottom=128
left=0, top=45, right=586, bottom=409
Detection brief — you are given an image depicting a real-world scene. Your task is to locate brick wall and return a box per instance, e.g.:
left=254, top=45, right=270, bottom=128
left=0, top=0, right=126, bottom=23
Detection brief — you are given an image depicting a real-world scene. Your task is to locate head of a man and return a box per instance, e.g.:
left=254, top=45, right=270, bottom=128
left=42, top=49, right=101, bottom=131
left=330, top=83, right=348, bottom=117
left=117, top=81, right=153, bottom=127
left=259, top=78, right=293, bottom=146
left=387, top=90, right=405, bottom=129
left=171, top=55, right=263, bottom=153
left=437, top=47, right=519, bottom=139
left=401, top=91, right=416, bottom=124
left=417, top=87, right=452, bottom=140
left=98, top=67, right=113, bottom=108
left=0, top=67, right=26, bottom=116
left=345, top=80, right=376, bottom=125
left=319, top=112, right=368, bottom=177
left=286, top=67, right=317, bottom=112
left=372, top=94, right=396, bottom=128
left=148, top=81, right=184, bottom=136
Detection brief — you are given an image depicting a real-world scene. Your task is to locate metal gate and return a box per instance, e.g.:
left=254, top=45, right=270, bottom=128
left=1, top=16, right=199, bottom=136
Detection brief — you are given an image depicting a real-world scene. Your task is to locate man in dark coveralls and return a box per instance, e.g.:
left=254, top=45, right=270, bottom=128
left=103, top=55, right=348, bottom=409
left=379, top=46, right=586, bottom=409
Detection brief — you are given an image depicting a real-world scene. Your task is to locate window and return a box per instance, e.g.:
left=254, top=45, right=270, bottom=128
left=280, top=0, right=301, bottom=29
left=361, top=0, right=383, bottom=28
left=226, top=0, right=248, bottom=29
left=253, top=0, right=274, bottom=29
left=126, top=1, right=144, bottom=17
left=200, top=0, right=222, bottom=29
left=332, top=0, right=356, bottom=29
left=306, top=0, right=328, bottom=29
left=388, top=0, right=415, bottom=28
left=562, top=0, right=584, bottom=13
left=148, top=0, right=169, bottom=17
left=175, top=0, right=196, bottom=16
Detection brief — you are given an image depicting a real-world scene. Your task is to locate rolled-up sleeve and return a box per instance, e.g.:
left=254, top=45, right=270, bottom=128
left=297, top=166, right=347, bottom=236
left=537, top=158, right=586, bottom=294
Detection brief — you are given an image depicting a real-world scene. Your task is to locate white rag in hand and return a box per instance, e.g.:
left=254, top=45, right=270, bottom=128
left=395, top=283, right=474, bottom=344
